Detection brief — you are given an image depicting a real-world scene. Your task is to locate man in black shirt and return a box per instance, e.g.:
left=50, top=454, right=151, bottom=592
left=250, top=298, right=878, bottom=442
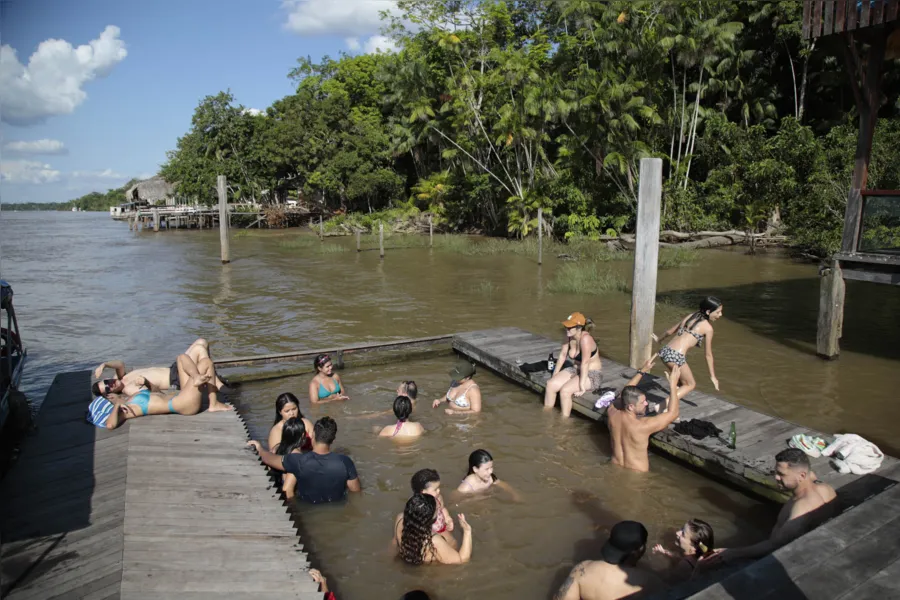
left=248, top=416, right=361, bottom=503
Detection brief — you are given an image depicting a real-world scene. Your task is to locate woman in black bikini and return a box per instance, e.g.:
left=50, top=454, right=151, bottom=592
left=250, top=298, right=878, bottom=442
left=544, top=312, right=603, bottom=418
left=652, top=296, right=723, bottom=400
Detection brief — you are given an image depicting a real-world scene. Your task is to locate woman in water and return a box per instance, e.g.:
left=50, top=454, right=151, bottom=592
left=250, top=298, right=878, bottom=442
left=378, top=395, right=424, bottom=439
left=456, top=449, right=520, bottom=500
left=273, top=417, right=310, bottom=494
left=433, top=361, right=482, bottom=415
left=544, top=312, right=603, bottom=418
left=308, top=354, right=349, bottom=404
left=394, top=493, right=472, bottom=565
left=268, top=393, right=314, bottom=452
left=652, top=296, right=723, bottom=399
left=652, top=519, right=716, bottom=581
left=394, top=469, right=456, bottom=549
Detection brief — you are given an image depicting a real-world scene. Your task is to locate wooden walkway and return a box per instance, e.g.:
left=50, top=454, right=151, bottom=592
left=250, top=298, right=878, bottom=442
left=0, top=370, right=323, bottom=599
left=453, top=328, right=899, bottom=503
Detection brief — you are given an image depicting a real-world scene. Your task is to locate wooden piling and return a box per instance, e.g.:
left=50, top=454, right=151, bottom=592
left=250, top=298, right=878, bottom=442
left=319, top=215, right=324, bottom=241
left=152, top=208, right=160, bottom=232
left=217, top=175, right=231, bottom=264
left=817, top=259, right=845, bottom=358
left=537, top=207, right=543, bottom=265
left=356, top=229, right=361, bottom=252
left=429, top=215, right=434, bottom=248
left=629, top=158, right=663, bottom=369
left=379, top=222, right=385, bottom=259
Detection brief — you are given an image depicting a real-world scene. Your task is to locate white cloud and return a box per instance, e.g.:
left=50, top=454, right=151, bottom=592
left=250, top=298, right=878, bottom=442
left=282, top=0, right=400, bottom=36
left=71, top=168, right=126, bottom=180
left=242, top=108, right=263, bottom=116
left=0, top=26, right=127, bottom=126
left=346, top=37, right=361, bottom=51
left=0, top=160, right=61, bottom=184
left=364, top=35, right=399, bottom=54
left=3, top=139, right=67, bottom=155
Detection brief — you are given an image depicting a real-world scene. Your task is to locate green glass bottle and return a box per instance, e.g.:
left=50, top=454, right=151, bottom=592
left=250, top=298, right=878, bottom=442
left=729, top=421, right=737, bottom=450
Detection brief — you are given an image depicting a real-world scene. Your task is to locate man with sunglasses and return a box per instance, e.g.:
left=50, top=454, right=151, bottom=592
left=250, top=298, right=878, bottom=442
left=92, top=338, right=230, bottom=412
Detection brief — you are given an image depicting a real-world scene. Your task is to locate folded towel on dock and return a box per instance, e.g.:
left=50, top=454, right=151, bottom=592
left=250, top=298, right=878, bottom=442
left=673, top=419, right=723, bottom=441
left=822, top=433, right=884, bottom=475
left=594, top=390, right=616, bottom=410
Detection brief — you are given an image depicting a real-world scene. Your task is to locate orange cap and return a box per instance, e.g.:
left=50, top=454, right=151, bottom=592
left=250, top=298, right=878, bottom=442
left=562, top=312, right=586, bottom=328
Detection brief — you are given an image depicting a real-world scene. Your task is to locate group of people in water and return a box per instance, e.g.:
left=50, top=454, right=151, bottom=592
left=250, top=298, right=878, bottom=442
left=88, top=295, right=840, bottom=600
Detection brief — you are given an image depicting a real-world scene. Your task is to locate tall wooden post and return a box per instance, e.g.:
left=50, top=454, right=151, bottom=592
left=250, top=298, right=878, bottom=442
left=629, top=158, right=663, bottom=369
left=429, top=215, right=434, bottom=248
left=817, top=260, right=845, bottom=359
left=319, top=215, right=324, bottom=241
left=537, top=207, right=543, bottom=265
left=217, top=175, right=231, bottom=264
left=152, top=208, right=160, bottom=232
left=356, top=230, right=361, bottom=252
left=379, top=222, right=385, bottom=259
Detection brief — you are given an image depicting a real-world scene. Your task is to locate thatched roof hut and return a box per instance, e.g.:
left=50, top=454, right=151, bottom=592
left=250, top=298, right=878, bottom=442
left=127, top=176, right=175, bottom=205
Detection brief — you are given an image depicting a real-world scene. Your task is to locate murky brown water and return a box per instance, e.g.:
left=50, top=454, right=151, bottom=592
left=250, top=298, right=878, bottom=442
left=4, top=212, right=900, bottom=599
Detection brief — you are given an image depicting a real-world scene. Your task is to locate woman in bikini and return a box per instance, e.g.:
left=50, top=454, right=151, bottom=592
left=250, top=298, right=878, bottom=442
left=652, top=519, right=716, bottom=581
left=308, top=354, right=349, bottom=404
left=394, top=493, right=472, bottom=565
left=272, top=417, right=311, bottom=494
left=544, top=312, right=603, bottom=418
left=378, top=395, right=424, bottom=438
left=394, top=468, right=456, bottom=549
left=456, top=449, right=520, bottom=500
left=432, top=361, right=482, bottom=415
left=652, top=296, right=723, bottom=400
left=268, top=393, right=314, bottom=452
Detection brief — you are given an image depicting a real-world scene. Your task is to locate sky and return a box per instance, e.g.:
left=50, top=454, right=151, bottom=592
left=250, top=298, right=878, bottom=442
left=0, top=0, right=402, bottom=204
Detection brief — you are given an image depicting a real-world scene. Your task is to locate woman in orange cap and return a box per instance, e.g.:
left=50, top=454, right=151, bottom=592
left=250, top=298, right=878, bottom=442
left=543, top=312, right=603, bottom=417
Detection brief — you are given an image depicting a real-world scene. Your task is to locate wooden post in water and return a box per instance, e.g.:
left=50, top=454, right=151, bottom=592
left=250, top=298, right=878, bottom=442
left=379, top=222, right=385, bottom=259
left=629, top=158, right=662, bottom=369
left=429, top=215, right=434, bottom=248
left=537, top=207, right=543, bottom=265
left=217, top=175, right=231, bottom=264
left=817, top=259, right=845, bottom=359
left=152, top=208, right=160, bottom=232
left=356, top=229, right=361, bottom=252
left=319, top=215, right=324, bottom=241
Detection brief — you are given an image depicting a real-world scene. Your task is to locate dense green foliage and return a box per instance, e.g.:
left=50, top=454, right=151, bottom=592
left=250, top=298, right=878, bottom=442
left=7, top=180, right=138, bottom=211
left=161, top=0, right=900, bottom=256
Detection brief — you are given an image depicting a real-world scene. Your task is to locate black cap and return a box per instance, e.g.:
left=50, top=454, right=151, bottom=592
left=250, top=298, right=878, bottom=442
left=600, top=521, right=648, bottom=565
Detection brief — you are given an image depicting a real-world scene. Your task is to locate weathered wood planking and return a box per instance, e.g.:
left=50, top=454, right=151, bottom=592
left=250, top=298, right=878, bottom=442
left=453, top=328, right=899, bottom=503
left=1, top=371, right=325, bottom=600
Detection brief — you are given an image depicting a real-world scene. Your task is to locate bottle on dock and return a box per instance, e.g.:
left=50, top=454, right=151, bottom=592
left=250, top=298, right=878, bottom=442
left=547, top=353, right=555, bottom=372
left=729, top=421, right=737, bottom=450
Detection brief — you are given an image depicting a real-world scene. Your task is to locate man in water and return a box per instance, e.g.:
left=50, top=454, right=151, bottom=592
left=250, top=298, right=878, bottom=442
left=606, top=364, right=681, bottom=472
left=92, top=338, right=231, bottom=412
left=248, top=416, right=361, bottom=503
left=707, top=448, right=837, bottom=565
left=554, top=520, right=662, bottom=600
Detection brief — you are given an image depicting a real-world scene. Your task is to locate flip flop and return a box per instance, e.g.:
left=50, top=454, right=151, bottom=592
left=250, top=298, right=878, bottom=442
left=789, top=434, right=827, bottom=458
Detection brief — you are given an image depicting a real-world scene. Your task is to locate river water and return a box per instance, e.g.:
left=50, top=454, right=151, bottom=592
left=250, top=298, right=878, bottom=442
left=2, top=211, right=899, bottom=599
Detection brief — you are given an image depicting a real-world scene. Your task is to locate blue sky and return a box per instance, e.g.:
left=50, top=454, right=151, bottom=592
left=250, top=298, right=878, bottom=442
left=0, top=0, right=401, bottom=203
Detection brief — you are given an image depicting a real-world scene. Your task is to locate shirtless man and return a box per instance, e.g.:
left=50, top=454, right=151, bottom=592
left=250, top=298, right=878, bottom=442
left=606, top=363, right=681, bottom=472
left=554, top=520, right=663, bottom=600
left=92, top=338, right=231, bottom=412
left=707, top=448, right=837, bottom=565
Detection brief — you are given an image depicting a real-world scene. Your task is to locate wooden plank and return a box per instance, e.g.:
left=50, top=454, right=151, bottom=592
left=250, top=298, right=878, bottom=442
left=803, top=0, right=812, bottom=38
left=839, top=556, right=900, bottom=599
left=836, top=0, right=847, bottom=31
left=835, top=250, right=900, bottom=266
left=873, top=0, right=885, bottom=24
left=861, top=0, right=871, bottom=26
left=121, top=570, right=320, bottom=593
left=630, top=158, right=663, bottom=369
left=847, top=0, right=858, bottom=29
left=889, top=0, right=899, bottom=21
left=841, top=268, right=900, bottom=285
left=813, top=0, right=824, bottom=37
left=824, top=0, right=835, bottom=34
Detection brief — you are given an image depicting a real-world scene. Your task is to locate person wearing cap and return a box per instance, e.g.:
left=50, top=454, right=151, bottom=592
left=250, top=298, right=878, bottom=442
left=554, top=521, right=662, bottom=600
left=544, top=312, right=603, bottom=418
left=432, top=361, right=482, bottom=415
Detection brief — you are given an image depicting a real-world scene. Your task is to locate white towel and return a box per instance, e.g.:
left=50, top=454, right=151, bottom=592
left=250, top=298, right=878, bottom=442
left=821, top=433, right=884, bottom=475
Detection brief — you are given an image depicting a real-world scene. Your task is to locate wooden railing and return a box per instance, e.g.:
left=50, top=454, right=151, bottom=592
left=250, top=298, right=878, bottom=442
left=803, top=0, right=900, bottom=39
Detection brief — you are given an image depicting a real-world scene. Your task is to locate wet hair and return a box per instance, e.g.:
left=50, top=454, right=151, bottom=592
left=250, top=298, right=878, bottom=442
left=685, top=519, right=715, bottom=556
left=775, top=448, right=810, bottom=470
left=402, top=592, right=431, bottom=600
left=620, top=386, right=645, bottom=409
left=91, top=381, right=103, bottom=397
left=684, top=296, right=723, bottom=332
left=582, top=317, right=595, bottom=332
left=273, top=392, right=303, bottom=426
left=275, top=417, right=308, bottom=455
left=466, top=449, right=498, bottom=481
left=411, top=468, right=440, bottom=494
left=313, top=416, right=338, bottom=446
left=313, top=353, right=331, bottom=370
left=402, top=380, right=418, bottom=400
left=399, top=493, right=438, bottom=565
left=393, top=396, right=413, bottom=421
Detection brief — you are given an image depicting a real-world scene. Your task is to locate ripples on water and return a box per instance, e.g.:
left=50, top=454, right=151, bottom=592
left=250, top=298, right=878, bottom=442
left=3, top=212, right=899, bottom=599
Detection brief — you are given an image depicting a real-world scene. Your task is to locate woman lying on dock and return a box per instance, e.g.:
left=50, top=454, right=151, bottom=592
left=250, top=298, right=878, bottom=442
left=652, top=296, right=723, bottom=399
left=433, top=361, right=481, bottom=415
left=395, top=493, right=472, bottom=565
left=544, top=312, right=603, bottom=418
left=378, top=395, right=424, bottom=439
left=456, top=449, right=520, bottom=501
left=309, top=353, right=350, bottom=404
left=86, top=355, right=214, bottom=430
left=269, top=393, right=314, bottom=451
left=652, top=518, right=716, bottom=581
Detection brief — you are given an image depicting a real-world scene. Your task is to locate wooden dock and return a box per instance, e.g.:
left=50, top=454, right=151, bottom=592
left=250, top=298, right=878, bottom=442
left=0, top=370, right=323, bottom=599
left=453, top=327, right=899, bottom=504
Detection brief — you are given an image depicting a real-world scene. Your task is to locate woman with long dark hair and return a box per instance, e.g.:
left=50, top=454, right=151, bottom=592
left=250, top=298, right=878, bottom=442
left=456, top=449, right=520, bottom=500
left=308, top=354, right=349, bottom=404
left=394, top=469, right=456, bottom=550
left=378, top=396, right=424, bottom=438
left=652, top=296, right=724, bottom=400
left=274, top=417, right=310, bottom=494
left=268, top=393, right=313, bottom=452
left=394, top=493, right=472, bottom=565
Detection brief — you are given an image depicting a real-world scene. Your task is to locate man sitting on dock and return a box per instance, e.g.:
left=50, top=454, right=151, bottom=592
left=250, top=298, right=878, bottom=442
left=708, top=448, right=837, bottom=565
left=92, top=338, right=231, bottom=412
left=606, top=365, right=681, bottom=472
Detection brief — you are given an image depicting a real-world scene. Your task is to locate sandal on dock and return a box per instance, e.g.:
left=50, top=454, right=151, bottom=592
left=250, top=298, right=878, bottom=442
left=789, top=434, right=828, bottom=458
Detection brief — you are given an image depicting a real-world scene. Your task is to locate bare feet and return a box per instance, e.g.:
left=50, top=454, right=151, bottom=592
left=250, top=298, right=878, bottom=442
left=208, top=400, right=234, bottom=412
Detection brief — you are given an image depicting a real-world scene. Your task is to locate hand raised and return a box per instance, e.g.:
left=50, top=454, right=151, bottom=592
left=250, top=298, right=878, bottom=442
left=457, top=513, right=472, bottom=532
